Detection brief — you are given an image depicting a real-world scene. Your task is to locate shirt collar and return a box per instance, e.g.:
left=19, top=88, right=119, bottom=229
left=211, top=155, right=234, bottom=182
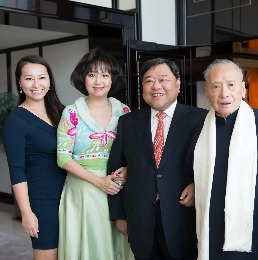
left=151, top=100, right=177, bottom=119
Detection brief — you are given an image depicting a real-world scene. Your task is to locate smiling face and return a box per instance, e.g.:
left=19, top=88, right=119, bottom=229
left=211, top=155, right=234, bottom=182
left=84, top=64, right=112, bottom=99
left=19, top=63, right=50, bottom=102
left=142, top=63, right=180, bottom=111
left=205, top=63, right=246, bottom=118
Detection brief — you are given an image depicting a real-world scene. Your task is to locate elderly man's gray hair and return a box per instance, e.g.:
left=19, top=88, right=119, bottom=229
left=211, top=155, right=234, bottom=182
left=203, top=59, right=243, bottom=81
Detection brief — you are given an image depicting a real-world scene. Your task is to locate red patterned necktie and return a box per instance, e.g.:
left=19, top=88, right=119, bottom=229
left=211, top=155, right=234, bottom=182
left=153, top=111, right=167, bottom=168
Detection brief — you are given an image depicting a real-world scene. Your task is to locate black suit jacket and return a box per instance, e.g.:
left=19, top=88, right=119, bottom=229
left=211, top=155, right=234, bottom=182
left=108, top=103, right=207, bottom=259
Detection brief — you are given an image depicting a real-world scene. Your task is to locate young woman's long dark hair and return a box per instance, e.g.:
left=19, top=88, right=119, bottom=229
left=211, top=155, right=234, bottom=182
left=15, top=55, right=64, bottom=130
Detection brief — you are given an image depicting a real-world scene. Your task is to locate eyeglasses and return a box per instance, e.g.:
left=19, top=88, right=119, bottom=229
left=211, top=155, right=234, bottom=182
left=143, top=77, right=172, bottom=87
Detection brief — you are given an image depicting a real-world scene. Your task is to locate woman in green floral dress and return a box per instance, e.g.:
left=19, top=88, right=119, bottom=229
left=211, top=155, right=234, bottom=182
left=57, top=48, right=134, bottom=260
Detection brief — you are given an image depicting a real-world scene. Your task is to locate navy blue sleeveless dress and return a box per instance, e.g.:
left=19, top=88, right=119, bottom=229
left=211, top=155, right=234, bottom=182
left=3, top=107, right=66, bottom=249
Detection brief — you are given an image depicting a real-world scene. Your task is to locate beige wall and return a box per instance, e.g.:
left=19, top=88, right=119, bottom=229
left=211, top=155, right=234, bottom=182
left=69, top=0, right=112, bottom=8
left=69, top=0, right=136, bottom=10
left=44, top=39, right=89, bottom=106
left=141, top=0, right=176, bottom=45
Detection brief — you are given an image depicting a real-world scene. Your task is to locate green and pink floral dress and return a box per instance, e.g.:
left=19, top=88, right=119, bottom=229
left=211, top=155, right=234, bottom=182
left=57, top=96, right=133, bottom=260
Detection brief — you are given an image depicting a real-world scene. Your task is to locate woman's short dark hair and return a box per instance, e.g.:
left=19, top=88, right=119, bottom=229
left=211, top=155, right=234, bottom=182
left=140, top=58, right=180, bottom=82
left=15, top=55, right=64, bottom=130
left=70, top=48, right=126, bottom=95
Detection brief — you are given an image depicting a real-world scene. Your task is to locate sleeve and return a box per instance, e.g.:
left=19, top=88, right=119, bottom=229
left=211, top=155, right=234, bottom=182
left=108, top=116, right=127, bottom=220
left=57, top=106, right=77, bottom=167
left=121, top=104, right=131, bottom=115
left=3, top=113, right=27, bottom=185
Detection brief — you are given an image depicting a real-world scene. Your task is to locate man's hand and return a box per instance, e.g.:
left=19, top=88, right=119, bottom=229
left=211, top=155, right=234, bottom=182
left=179, top=183, right=195, bottom=207
left=116, top=219, right=128, bottom=236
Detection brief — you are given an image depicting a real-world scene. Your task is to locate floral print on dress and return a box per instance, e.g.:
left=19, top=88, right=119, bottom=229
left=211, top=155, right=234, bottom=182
left=123, top=107, right=130, bottom=114
left=57, top=97, right=131, bottom=167
left=67, top=109, right=79, bottom=139
left=89, top=131, right=116, bottom=147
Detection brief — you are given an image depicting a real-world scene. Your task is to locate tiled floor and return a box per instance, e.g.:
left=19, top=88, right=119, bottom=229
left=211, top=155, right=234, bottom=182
left=0, top=202, right=33, bottom=260
left=0, top=202, right=26, bottom=239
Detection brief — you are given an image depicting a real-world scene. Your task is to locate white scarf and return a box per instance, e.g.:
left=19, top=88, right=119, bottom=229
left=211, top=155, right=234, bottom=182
left=194, top=100, right=257, bottom=260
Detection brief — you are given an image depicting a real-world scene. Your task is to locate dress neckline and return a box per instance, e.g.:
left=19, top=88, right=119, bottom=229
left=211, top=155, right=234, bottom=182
left=74, top=96, right=122, bottom=133
left=17, top=107, right=54, bottom=128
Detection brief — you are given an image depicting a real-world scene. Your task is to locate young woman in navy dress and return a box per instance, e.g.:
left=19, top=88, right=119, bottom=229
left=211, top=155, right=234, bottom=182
left=3, top=55, right=66, bottom=260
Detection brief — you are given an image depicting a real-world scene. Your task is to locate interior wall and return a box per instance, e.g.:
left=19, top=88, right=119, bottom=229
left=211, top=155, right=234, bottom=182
left=70, top=0, right=136, bottom=10
left=0, top=152, right=10, bottom=193
left=196, top=81, right=211, bottom=110
left=118, top=0, right=136, bottom=10
left=43, top=38, right=89, bottom=106
left=195, top=47, right=212, bottom=110
left=0, top=52, right=9, bottom=194
left=11, top=48, right=39, bottom=95
left=141, top=0, right=176, bottom=45
left=69, top=0, right=112, bottom=8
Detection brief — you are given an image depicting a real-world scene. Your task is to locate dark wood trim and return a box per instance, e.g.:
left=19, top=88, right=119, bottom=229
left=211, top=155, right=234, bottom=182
left=112, top=0, right=118, bottom=9
left=0, top=192, right=14, bottom=204
left=136, top=0, right=142, bottom=41
left=176, top=0, right=258, bottom=45
left=39, top=46, right=43, bottom=57
left=176, top=0, right=184, bottom=45
left=37, top=16, right=42, bottom=30
left=0, top=0, right=137, bottom=45
left=3, top=10, right=9, bottom=25
left=6, top=52, right=12, bottom=92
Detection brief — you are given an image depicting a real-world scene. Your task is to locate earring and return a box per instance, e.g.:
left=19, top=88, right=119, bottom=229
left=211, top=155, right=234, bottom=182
left=20, top=88, right=23, bottom=93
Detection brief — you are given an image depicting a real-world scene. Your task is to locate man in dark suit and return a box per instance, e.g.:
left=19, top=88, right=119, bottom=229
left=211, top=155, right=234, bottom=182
left=108, top=58, right=207, bottom=260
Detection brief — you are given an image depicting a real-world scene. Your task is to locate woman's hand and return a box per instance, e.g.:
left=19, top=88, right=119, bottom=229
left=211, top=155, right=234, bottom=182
left=12, top=183, right=39, bottom=238
left=112, top=166, right=127, bottom=186
left=98, top=175, right=123, bottom=195
left=21, top=211, right=39, bottom=238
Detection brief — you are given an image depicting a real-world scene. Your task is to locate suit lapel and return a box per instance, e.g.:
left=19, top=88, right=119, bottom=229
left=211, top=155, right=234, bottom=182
left=159, top=103, right=189, bottom=170
left=134, top=108, right=157, bottom=172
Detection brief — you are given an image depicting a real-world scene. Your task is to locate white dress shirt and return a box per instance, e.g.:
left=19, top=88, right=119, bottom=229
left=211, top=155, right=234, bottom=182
left=151, top=101, right=177, bottom=143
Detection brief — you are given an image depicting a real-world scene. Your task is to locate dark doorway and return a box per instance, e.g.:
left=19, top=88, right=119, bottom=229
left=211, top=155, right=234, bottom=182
left=126, top=40, right=196, bottom=110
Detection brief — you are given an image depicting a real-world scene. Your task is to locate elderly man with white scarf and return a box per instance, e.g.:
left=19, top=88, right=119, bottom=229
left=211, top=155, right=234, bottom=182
left=185, top=59, right=258, bottom=260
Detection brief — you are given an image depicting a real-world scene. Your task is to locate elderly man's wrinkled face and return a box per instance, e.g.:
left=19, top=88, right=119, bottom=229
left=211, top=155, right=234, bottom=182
left=206, top=64, right=246, bottom=118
